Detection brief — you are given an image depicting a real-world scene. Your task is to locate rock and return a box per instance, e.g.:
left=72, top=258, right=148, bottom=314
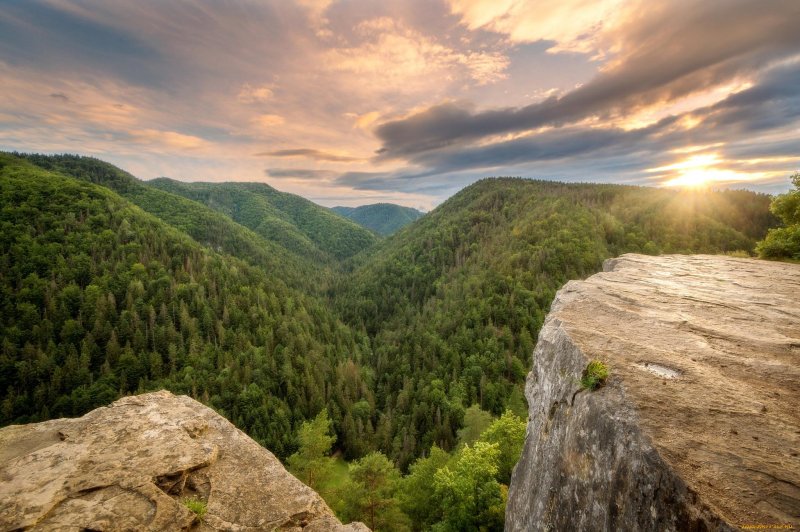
left=0, top=390, right=369, bottom=531
left=506, top=254, right=800, bottom=531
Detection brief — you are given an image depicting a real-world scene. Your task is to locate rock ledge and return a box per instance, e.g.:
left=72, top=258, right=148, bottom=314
left=506, top=254, right=800, bottom=531
left=0, top=390, right=368, bottom=531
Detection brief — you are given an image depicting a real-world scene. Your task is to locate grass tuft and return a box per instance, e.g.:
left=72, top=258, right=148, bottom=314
left=580, top=360, right=609, bottom=390
left=182, top=497, right=207, bottom=519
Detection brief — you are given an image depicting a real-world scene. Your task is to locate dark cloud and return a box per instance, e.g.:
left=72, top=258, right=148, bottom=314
left=374, top=0, right=800, bottom=159
left=49, top=92, right=69, bottom=102
left=691, top=65, right=800, bottom=134
left=258, top=149, right=362, bottom=162
left=345, top=62, right=800, bottom=192
left=265, top=168, right=337, bottom=180
left=0, top=1, right=164, bottom=87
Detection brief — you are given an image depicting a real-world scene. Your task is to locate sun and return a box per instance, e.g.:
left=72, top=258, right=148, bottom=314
left=661, top=154, right=718, bottom=188
left=649, top=152, right=760, bottom=189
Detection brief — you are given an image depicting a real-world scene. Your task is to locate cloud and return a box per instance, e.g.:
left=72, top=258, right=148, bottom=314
left=352, top=111, right=381, bottom=130
left=376, top=0, right=800, bottom=158
left=128, top=129, right=209, bottom=150
left=238, top=84, right=275, bottom=103
left=1, top=0, right=798, bottom=205
left=447, top=0, right=625, bottom=53
left=323, top=17, right=509, bottom=90
left=265, top=167, right=338, bottom=180
left=251, top=114, right=286, bottom=128
left=257, top=148, right=362, bottom=162
left=346, top=62, right=800, bottom=193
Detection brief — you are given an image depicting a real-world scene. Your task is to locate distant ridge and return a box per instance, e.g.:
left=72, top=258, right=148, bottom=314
left=332, top=203, right=424, bottom=236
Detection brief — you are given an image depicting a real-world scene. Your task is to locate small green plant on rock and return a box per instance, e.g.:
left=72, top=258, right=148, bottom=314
left=580, top=360, right=609, bottom=390
left=183, top=497, right=207, bottom=519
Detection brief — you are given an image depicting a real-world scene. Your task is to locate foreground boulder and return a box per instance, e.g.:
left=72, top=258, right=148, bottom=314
left=506, top=254, right=800, bottom=531
left=0, top=390, right=367, bottom=531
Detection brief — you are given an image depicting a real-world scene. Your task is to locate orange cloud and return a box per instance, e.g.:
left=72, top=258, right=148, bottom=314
left=323, top=17, right=508, bottom=90
left=251, top=114, right=286, bottom=128
left=447, top=0, right=625, bottom=53
left=129, top=129, right=209, bottom=150
left=238, top=84, right=275, bottom=103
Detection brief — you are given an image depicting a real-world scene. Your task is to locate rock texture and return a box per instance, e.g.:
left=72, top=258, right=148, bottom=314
left=0, top=390, right=368, bottom=531
left=506, top=254, right=800, bottom=531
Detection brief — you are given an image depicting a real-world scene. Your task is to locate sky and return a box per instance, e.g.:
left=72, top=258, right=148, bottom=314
left=1, top=0, right=799, bottom=209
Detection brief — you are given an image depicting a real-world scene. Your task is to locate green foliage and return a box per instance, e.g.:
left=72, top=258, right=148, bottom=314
left=288, top=410, right=337, bottom=490
left=17, top=153, right=320, bottom=289
left=478, top=411, right=527, bottom=484
left=433, top=441, right=505, bottom=531
left=757, top=172, right=800, bottom=261
left=456, top=404, right=493, bottom=447
left=182, top=497, right=207, bottom=518
left=398, top=446, right=451, bottom=529
left=332, top=203, right=424, bottom=236
left=580, top=360, right=610, bottom=391
left=333, top=178, right=775, bottom=468
left=148, top=178, right=377, bottom=262
left=340, top=452, right=409, bottom=531
left=0, top=154, right=374, bottom=460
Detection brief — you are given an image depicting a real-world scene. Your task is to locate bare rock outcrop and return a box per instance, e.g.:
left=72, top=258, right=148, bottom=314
left=0, top=390, right=368, bottom=531
left=506, top=254, right=800, bottom=531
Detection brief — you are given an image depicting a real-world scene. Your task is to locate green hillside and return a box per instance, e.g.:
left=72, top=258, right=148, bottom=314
left=331, top=178, right=776, bottom=468
left=148, top=178, right=378, bottom=261
left=332, top=203, right=425, bottom=236
left=18, top=153, right=319, bottom=288
left=0, top=153, right=374, bottom=457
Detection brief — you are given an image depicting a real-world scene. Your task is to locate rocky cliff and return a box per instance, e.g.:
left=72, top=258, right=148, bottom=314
left=506, top=254, right=800, bottom=531
left=0, top=391, right=368, bottom=531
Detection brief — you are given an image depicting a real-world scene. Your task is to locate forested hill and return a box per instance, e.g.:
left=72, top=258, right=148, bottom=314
left=147, top=178, right=377, bottom=261
left=18, top=154, right=376, bottom=273
left=17, top=153, right=319, bottom=287
left=332, top=203, right=425, bottom=236
left=331, top=178, right=776, bottom=468
left=0, top=153, right=375, bottom=457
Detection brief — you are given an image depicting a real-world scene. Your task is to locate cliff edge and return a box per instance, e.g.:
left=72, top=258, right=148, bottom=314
left=0, top=390, right=368, bottom=531
left=506, top=254, right=800, bottom=531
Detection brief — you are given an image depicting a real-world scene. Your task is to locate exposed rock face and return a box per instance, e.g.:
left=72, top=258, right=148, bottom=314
left=506, top=254, right=800, bottom=531
left=0, top=390, right=368, bottom=531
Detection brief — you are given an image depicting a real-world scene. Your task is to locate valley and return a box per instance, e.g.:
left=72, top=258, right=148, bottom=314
left=0, top=151, right=784, bottom=529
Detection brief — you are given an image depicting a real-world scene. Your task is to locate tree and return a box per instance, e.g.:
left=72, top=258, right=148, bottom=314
left=342, top=452, right=408, bottom=531
left=456, top=404, right=493, bottom=447
left=399, top=445, right=450, bottom=529
left=287, top=410, right=336, bottom=490
left=433, top=441, right=505, bottom=531
left=478, top=410, right=527, bottom=484
left=757, top=172, right=800, bottom=260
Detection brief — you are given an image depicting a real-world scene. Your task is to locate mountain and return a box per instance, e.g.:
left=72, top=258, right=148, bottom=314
left=331, top=203, right=425, bottom=236
left=148, top=178, right=377, bottom=262
left=331, top=178, right=776, bottom=468
left=17, top=153, right=319, bottom=288
left=0, top=153, right=374, bottom=458
left=18, top=154, right=377, bottom=286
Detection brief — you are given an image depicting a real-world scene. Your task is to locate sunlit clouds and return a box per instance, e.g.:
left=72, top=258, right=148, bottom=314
left=1, top=0, right=798, bottom=208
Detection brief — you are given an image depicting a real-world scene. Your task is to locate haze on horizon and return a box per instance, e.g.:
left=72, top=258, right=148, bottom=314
left=1, top=0, right=799, bottom=209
